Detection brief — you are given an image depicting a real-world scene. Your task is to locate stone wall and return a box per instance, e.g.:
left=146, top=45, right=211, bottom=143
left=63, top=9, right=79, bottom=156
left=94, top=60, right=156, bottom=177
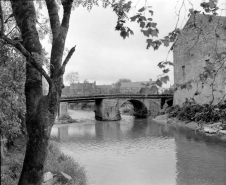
left=59, top=102, right=68, bottom=117
left=173, top=14, right=226, bottom=106
left=94, top=99, right=121, bottom=121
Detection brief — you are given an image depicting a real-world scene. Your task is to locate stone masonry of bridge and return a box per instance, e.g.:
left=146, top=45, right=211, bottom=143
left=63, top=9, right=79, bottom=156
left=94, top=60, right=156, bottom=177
left=59, top=95, right=172, bottom=121
left=60, top=86, right=173, bottom=121
left=94, top=98, right=161, bottom=121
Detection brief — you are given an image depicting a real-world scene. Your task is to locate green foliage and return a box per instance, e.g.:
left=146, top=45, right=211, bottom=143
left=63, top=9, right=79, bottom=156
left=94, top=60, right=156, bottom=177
left=168, top=99, right=226, bottom=124
left=200, top=0, right=219, bottom=15
left=58, top=114, right=78, bottom=124
left=1, top=136, right=26, bottom=185
left=111, top=78, right=132, bottom=91
left=1, top=155, right=24, bottom=185
left=0, top=41, right=26, bottom=143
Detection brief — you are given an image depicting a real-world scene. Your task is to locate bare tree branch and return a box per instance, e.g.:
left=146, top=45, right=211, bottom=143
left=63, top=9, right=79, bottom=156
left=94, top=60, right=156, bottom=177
left=2, top=34, right=52, bottom=86
left=60, top=45, right=76, bottom=75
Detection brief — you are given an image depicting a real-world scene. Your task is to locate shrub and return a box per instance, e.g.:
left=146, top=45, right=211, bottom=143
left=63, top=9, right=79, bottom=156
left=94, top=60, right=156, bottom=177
left=168, top=99, right=226, bottom=124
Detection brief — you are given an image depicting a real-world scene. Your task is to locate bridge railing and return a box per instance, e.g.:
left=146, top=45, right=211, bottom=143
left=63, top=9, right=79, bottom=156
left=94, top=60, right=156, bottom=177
left=61, top=87, right=174, bottom=98
left=61, top=87, right=142, bottom=97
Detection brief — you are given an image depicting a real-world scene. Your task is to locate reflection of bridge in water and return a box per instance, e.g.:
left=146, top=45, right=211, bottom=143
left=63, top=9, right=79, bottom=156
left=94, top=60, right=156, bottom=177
left=60, top=88, right=173, bottom=121
left=51, top=118, right=175, bottom=143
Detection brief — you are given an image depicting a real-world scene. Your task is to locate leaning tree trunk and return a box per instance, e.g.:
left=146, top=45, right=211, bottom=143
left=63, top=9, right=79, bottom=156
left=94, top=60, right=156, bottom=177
left=10, top=1, right=58, bottom=184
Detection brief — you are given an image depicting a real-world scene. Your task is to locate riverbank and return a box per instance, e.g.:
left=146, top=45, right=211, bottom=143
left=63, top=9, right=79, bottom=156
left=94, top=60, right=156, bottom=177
left=1, top=136, right=88, bottom=185
left=153, top=114, right=226, bottom=141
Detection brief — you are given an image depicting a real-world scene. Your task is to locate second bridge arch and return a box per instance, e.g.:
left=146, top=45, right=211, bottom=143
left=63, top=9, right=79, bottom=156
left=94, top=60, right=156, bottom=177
left=94, top=98, right=160, bottom=121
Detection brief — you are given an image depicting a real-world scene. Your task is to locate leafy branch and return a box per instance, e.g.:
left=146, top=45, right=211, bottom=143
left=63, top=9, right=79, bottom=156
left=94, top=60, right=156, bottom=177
left=1, top=34, right=52, bottom=86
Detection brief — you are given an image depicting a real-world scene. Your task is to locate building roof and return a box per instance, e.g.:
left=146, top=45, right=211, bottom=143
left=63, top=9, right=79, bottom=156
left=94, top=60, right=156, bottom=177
left=70, top=82, right=95, bottom=90
left=121, top=80, right=154, bottom=88
left=96, top=85, right=112, bottom=89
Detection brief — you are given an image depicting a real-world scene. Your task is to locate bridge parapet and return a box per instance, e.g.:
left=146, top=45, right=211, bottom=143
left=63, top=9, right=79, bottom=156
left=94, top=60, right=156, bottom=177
left=61, top=93, right=173, bottom=101
left=59, top=92, right=173, bottom=121
left=61, top=87, right=147, bottom=97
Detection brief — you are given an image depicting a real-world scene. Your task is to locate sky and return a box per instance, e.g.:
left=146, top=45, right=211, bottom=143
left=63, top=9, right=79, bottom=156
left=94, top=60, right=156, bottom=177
left=42, top=0, right=226, bottom=86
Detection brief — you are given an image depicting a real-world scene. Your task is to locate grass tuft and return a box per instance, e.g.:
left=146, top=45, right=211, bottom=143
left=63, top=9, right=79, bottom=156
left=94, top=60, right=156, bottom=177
left=44, top=141, right=88, bottom=185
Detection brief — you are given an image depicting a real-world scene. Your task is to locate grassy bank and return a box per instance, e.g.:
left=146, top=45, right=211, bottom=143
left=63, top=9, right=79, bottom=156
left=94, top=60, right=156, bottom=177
left=1, top=137, right=88, bottom=185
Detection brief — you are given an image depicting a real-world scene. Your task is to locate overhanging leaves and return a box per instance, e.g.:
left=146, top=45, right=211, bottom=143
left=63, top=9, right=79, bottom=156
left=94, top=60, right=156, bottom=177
left=156, top=79, right=162, bottom=87
left=160, top=75, right=169, bottom=84
left=138, top=7, right=145, bottom=12
left=163, top=68, right=170, bottom=73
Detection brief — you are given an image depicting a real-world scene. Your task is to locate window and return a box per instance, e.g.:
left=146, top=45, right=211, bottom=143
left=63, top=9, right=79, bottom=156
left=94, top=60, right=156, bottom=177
left=182, top=66, right=185, bottom=82
left=182, top=66, right=185, bottom=75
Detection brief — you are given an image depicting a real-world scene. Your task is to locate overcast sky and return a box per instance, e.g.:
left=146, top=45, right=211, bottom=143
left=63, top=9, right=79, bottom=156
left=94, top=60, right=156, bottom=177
left=43, top=0, right=226, bottom=86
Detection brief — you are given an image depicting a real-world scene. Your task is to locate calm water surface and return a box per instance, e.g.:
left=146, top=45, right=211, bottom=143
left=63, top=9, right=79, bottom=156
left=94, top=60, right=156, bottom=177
left=51, top=110, right=226, bottom=185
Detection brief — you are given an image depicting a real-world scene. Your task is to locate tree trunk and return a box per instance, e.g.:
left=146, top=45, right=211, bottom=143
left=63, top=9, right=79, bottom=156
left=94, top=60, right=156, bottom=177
left=9, top=0, right=74, bottom=183
left=18, top=98, right=56, bottom=185
left=10, top=1, right=58, bottom=184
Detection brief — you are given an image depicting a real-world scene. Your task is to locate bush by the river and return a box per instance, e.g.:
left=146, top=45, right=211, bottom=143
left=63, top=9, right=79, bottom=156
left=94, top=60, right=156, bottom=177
left=58, top=114, right=79, bottom=124
left=166, top=99, right=226, bottom=128
left=1, top=137, right=88, bottom=185
left=69, top=102, right=94, bottom=110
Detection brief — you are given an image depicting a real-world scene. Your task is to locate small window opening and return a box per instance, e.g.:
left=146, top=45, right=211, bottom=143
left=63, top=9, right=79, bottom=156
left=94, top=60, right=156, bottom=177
left=182, top=66, right=185, bottom=74
left=182, top=66, right=185, bottom=82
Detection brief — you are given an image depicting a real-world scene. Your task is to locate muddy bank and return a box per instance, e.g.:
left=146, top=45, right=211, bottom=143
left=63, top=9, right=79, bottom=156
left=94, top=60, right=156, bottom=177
left=153, top=114, right=226, bottom=141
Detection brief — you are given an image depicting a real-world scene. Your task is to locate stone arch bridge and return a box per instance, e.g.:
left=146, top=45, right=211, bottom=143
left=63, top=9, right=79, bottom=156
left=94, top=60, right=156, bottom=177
left=59, top=94, right=173, bottom=121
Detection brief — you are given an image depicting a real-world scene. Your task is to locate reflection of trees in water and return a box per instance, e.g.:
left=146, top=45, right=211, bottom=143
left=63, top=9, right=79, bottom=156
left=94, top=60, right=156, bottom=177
left=129, top=119, right=175, bottom=139
left=175, top=129, right=226, bottom=185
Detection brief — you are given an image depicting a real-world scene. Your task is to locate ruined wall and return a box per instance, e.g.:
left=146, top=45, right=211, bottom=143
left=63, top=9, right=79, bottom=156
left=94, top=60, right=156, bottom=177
left=173, top=14, right=226, bottom=106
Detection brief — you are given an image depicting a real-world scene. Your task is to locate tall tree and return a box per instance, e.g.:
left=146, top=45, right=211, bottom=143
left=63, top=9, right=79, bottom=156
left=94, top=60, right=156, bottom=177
left=113, top=78, right=132, bottom=89
left=65, top=71, right=79, bottom=84
left=0, top=1, right=141, bottom=184
left=1, top=0, right=76, bottom=184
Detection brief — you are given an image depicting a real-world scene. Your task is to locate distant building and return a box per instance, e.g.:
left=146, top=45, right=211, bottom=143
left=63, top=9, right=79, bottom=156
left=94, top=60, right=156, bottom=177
left=95, top=84, right=112, bottom=94
left=61, top=86, right=70, bottom=97
left=120, top=79, right=157, bottom=94
left=62, top=81, right=96, bottom=96
left=173, top=14, right=226, bottom=106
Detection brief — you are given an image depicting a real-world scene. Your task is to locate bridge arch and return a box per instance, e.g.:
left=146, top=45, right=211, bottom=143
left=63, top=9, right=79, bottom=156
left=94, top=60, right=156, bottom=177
left=120, top=99, right=148, bottom=118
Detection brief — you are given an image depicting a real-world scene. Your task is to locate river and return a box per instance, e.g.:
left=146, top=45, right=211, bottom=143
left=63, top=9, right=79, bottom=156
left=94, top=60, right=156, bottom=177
left=51, top=110, right=226, bottom=185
